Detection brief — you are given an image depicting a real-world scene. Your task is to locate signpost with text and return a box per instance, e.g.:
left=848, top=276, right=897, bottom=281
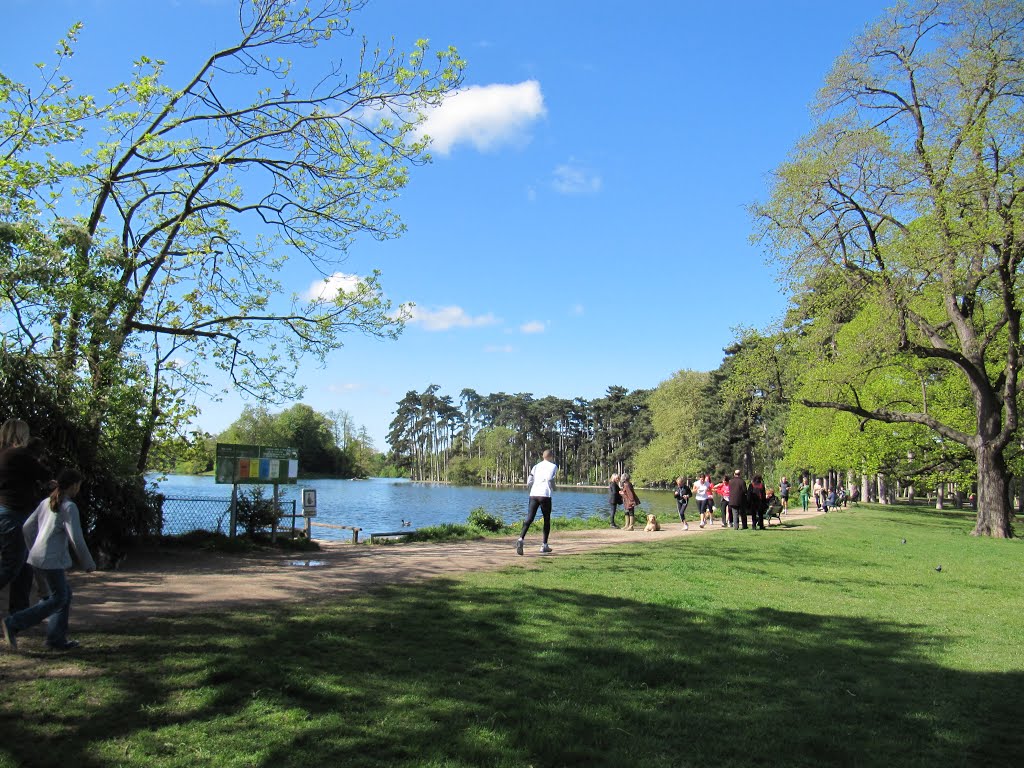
left=215, top=444, right=300, bottom=538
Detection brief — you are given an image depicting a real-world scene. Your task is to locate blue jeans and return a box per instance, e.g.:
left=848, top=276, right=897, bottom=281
left=6, top=568, right=71, bottom=647
left=0, top=510, right=33, bottom=613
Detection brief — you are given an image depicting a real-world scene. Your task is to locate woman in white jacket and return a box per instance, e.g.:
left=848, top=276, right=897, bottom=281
left=2, top=468, right=95, bottom=651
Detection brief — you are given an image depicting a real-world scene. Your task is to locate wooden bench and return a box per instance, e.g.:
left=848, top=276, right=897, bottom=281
left=764, top=501, right=783, bottom=526
left=369, top=530, right=414, bottom=543
left=309, top=522, right=362, bottom=543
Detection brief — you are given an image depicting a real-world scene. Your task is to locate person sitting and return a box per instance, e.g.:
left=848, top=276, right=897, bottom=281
left=764, top=489, right=783, bottom=525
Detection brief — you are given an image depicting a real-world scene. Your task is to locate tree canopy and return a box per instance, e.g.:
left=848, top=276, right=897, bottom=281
left=753, top=0, right=1024, bottom=536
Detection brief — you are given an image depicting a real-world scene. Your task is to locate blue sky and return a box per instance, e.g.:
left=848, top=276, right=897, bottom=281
left=5, top=0, right=892, bottom=449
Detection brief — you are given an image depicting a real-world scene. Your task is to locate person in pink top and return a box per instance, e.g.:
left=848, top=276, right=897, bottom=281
left=714, top=475, right=731, bottom=527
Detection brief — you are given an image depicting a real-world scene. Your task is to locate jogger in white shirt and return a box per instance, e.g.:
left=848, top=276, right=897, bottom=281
left=516, top=449, right=557, bottom=555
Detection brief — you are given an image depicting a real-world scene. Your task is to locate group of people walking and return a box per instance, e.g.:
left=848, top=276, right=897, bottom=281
left=612, top=470, right=810, bottom=531
left=512, top=450, right=844, bottom=555
left=0, top=419, right=95, bottom=652
left=670, top=470, right=776, bottom=530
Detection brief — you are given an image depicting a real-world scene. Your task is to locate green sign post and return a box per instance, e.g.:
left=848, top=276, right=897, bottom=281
left=215, top=444, right=300, bottom=539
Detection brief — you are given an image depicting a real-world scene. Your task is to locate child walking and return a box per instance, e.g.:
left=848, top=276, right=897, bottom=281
left=2, top=468, right=96, bottom=651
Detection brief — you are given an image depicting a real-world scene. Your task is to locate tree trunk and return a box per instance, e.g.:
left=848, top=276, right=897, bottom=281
left=861, top=473, right=870, bottom=503
left=935, top=483, right=944, bottom=510
left=876, top=473, right=889, bottom=504
left=972, top=443, right=1013, bottom=537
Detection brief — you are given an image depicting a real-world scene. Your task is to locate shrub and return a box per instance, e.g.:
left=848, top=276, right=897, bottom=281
left=467, top=506, right=505, bottom=532
left=235, top=486, right=280, bottom=537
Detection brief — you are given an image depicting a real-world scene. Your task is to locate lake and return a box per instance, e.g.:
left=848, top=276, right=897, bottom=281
left=149, top=475, right=681, bottom=541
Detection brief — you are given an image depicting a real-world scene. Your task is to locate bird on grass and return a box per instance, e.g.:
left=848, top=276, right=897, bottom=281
left=901, top=538, right=907, bottom=544
left=935, top=565, right=942, bottom=572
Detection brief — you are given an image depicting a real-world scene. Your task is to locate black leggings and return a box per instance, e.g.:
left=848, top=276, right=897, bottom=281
left=521, top=496, right=552, bottom=542
left=676, top=497, right=689, bottom=520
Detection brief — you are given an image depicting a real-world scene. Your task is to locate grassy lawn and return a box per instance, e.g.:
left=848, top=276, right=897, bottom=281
left=1, top=504, right=1022, bottom=767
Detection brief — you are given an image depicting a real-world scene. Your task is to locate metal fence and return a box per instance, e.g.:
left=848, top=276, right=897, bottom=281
left=159, top=496, right=298, bottom=537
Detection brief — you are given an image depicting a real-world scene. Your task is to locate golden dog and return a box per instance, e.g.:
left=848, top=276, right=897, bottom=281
left=644, top=514, right=661, bottom=532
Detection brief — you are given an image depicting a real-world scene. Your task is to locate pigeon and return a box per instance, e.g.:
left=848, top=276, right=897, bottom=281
left=935, top=565, right=942, bottom=572
left=901, top=538, right=907, bottom=544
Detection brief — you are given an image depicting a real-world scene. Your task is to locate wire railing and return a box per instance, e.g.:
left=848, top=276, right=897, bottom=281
left=158, top=496, right=298, bottom=537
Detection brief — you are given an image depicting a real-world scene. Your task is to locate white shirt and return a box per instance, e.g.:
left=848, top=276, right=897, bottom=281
left=527, top=460, right=557, bottom=497
left=23, top=497, right=96, bottom=571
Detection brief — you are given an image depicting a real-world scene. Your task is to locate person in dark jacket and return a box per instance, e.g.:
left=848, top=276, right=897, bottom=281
left=608, top=474, right=622, bottom=528
left=728, top=470, right=748, bottom=530
left=748, top=475, right=768, bottom=530
left=672, top=477, right=691, bottom=529
left=0, top=420, right=52, bottom=613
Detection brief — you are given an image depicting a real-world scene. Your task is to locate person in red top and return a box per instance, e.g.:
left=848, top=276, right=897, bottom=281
left=713, top=476, right=730, bottom=527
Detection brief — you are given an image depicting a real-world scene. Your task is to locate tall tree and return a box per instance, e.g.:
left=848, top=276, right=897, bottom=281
left=633, top=370, right=709, bottom=484
left=753, top=0, right=1024, bottom=536
left=1, top=0, right=465, bottom=476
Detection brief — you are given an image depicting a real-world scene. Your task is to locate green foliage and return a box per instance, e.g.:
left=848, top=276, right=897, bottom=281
left=390, top=384, right=653, bottom=485
left=0, top=1, right=465, bottom=537
left=447, top=455, right=482, bottom=485
left=633, top=369, right=709, bottom=484
left=234, top=486, right=280, bottom=538
left=467, top=507, right=505, bottom=532
left=217, top=403, right=373, bottom=477
left=752, top=0, right=1024, bottom=534
left=0, top=351, right=163, bottom=552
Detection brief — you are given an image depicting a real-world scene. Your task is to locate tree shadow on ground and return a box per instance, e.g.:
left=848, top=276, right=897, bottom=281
left=2, top=576, right=1020, bottom=768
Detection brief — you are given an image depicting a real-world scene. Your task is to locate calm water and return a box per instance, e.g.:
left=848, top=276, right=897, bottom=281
left=149, top=475, right=680, bottom=541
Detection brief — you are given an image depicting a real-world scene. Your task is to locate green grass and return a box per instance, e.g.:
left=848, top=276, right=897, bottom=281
left=2, top=504, right=1022, bottom=767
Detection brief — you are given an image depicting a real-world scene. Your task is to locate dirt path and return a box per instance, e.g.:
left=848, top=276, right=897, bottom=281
left=16, top=507, right=824, bottom=630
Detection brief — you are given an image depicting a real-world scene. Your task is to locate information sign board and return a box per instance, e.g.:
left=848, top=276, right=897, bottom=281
left=215, top=444, right=299, bottom=484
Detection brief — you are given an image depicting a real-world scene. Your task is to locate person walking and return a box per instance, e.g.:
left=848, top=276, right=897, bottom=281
left=748, top=475, right=768, bottom=530
left=2, top=468, right=96, bottom=652
left=516, top=449, right=557, bottom=555
left=799, top=476, right=811, bottom=513
left=728, top=470, right=748, bottom=530
left=813, top=478, right=824, bottom=512
left=0, top=419, right=51, bottom=614
left=779, top=476, right=790, bottom=515
left=608, top=473, right=622, bottom=528
left=672, top=477, right=691, bottom=529
left=714, top=475, right=731, bottom=528
left=620, top=473, right=641, bottom=531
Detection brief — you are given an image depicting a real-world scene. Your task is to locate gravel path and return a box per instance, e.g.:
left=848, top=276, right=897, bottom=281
left=6, top=507, right=824, bottom=631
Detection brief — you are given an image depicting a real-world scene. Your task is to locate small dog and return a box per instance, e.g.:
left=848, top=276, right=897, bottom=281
left=644, top=514, right=661, bottom=532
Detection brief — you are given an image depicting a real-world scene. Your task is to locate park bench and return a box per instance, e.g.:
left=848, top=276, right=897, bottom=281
left=369, top=530, right=414, bottom=544
left=764, top=500, right=783, bottom=526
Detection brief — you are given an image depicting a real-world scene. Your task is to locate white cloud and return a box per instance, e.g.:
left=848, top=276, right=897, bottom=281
left=407, top=305, right=499, bottom=331
left=520, top=321, right=546, bottom=334
left=305, top=272, right=363, bottom=301
left=416, top=80, right=546, bottom=155
left=484, top=344, right=515, bottom=354
left=570, top=304, right=585, bottom=316
left=552, top=162, right=602, bottom=195
left=327, top=382, right=363, bottom=393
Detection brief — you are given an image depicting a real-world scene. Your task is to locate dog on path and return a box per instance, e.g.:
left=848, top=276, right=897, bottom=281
left=644, top=514, right=661, bottom=532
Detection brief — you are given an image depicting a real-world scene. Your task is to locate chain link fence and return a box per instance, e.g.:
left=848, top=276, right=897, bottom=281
left=158, top=496, right=298, bottom=536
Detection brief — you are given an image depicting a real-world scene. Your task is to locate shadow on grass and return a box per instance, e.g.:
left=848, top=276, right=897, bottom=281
left=3, top=576, right=1021, bottom=768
